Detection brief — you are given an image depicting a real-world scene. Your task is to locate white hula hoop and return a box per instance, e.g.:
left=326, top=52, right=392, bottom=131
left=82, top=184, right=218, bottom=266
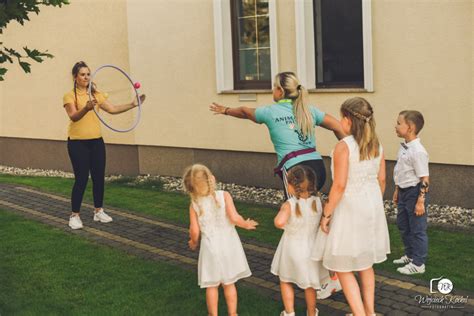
left=88, top=64, right=142, bottom=133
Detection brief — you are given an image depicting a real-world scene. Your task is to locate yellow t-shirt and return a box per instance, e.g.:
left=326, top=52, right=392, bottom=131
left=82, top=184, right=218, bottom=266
left=63, top=89, right=108, bottom=140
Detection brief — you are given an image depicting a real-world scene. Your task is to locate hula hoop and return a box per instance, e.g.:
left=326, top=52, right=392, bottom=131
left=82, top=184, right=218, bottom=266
left=88, top=64, right=142, bottom=133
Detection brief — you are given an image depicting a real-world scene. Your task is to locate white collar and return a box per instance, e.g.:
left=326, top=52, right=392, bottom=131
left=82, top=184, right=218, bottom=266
left=402, top=138, right=420, bottom=149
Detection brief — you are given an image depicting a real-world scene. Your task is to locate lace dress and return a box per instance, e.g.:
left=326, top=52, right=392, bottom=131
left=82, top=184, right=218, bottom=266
left=193, top=190, right=251, bottom=288
left=311, top=136, right=391, bottom=272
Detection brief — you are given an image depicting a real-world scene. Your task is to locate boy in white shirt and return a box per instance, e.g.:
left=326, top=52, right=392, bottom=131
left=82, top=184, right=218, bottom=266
left=393, top=110, right=429, bottom=275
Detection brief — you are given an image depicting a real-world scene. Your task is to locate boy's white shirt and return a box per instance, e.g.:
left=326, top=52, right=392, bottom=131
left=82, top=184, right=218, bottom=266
left=394, top=138, right=429, bottom=188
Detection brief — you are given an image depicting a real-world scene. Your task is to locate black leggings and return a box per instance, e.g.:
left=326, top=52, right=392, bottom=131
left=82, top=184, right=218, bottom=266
left=67, top=138, right=106, bottom=212
left=279, top=159, right=326, bottom=200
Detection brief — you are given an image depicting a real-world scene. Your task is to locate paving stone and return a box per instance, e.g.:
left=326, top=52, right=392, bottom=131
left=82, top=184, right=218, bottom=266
left=391, top=302, right=409, bottom=310
left=378, top=298, right=396, bottom=307
left=402, top=305, right=422, bottom=314
left=375, top=305, right=392, bottom=314
left=378, top=289, right=395, bottom=298
left=396, top=288, right=419, bottom=296
left=392, top=294, right=410, bottom=302
left=386, top=310, right=408, bottom=316
left=418, top=310, right=441, bottom=316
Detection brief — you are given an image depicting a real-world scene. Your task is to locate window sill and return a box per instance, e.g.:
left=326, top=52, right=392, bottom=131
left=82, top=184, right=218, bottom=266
left=220, top=89, right=272, bottom=94
left=218, top=88, right=373, bottom=94
left=308, top=88, right=372, bottom=93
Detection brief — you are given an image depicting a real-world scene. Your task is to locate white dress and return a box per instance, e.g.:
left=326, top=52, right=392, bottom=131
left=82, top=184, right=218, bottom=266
left=311, top=136, right=391, bottom=272
left=193, top=190, right=251, bottom=288
left=271, top=196, right=330, bottom=289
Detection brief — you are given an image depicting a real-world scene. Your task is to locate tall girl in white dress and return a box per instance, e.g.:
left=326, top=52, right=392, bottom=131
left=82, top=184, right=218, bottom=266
left=311, top=97, right=390, bottom=316
left=271, top=165, right=329, bottom=316
left=183, top=164, right=259, bottom=316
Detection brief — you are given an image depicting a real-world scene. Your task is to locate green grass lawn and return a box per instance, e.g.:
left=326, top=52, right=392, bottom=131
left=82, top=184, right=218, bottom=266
left=0, top=210, right=293, bottom=315
left=0, top=174, right=473, bottom=293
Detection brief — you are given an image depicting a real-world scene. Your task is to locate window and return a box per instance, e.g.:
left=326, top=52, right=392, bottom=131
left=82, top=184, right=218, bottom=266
left=295, top=0, right=373, bottom=91
left=314, top=0, right=364, bottom=88
left=230, top=0, right=271, bottom=90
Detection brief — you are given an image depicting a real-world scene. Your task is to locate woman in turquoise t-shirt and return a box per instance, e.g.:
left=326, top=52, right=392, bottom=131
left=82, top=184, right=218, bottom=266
left=210, top=71, right=344, bottom=198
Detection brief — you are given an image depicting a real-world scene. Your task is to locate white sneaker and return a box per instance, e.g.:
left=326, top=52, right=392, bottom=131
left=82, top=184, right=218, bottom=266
left=69, top=215, right=83, bottom=229
left=280, top=311, right=295, bottom=316
left=93, top=209, right=113, bottom=223
left=317, top=275, right=342, bottom=299
left=397, top=262, right=425, bottom=275
left=393, top=255, right=412, bottom=265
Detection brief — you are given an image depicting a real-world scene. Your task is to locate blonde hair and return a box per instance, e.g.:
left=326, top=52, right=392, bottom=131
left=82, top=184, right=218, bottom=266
left=286, top=165, right=320, bottom=217
left=182, top=164, right=219, bottom=216
left=340, top=97, right=380, bottom=161
left=274, top=72, right=314, bottom=137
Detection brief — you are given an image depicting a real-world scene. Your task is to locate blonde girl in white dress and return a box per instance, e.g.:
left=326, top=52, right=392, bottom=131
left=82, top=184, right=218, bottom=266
left=183, top=164, right=258, bottom=316
left=311, top=97, right=390, bottom=316
left=271, top=165, right=329, bottom=316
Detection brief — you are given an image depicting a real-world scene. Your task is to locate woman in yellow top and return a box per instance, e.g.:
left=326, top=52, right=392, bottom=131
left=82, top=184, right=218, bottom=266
left=63, top=61, right=146, bottom=230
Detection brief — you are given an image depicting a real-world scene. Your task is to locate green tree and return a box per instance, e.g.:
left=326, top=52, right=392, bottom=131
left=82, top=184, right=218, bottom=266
left=0, top=0, right=69, bottom=81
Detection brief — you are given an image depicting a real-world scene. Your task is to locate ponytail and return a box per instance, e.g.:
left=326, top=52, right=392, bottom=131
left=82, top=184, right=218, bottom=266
left=275, top=72, right=314, bottom=138
left=293, top=85, right=313, bottom=137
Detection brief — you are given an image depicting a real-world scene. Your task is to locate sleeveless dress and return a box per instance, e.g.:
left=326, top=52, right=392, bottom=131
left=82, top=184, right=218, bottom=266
left=192, top=190, right=251, bottom=288
left=311, top=135, right=391, bottom=272
left=271, top=196, right=330, bottom=289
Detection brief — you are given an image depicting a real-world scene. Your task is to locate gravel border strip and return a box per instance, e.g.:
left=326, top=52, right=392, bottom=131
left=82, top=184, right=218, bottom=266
left=1, top=165, right=472, bottom=229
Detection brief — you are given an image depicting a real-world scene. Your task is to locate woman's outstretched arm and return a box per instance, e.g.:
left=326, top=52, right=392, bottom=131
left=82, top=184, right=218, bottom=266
left=320, top=114, right=346, bottom=140
left=100, top=94, right=146, bottom=115
left=209, top=102, right=258, bottom=123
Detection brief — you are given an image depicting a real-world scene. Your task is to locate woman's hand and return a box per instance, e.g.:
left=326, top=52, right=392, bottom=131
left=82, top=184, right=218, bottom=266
left=209, top=102, right=228, bottom=115
left=133, top=94, right=146, bottom=107
left=320, top=216, right=331, bottom=234
left=85, top=100, right=97, bottom=111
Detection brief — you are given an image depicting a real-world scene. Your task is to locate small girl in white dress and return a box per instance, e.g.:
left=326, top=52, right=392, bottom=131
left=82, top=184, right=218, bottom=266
left=271, top=165, right=329, bottom=316
left=311, top=97, right=390, bottom=316
left=183, top=164, right=258, bottom=316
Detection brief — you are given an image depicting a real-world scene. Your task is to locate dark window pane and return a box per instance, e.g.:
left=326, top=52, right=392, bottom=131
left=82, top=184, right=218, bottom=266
left=257, top=16, right=269, bottom=47
left=239, top=50, right=258, bottom=80
left=239, top=18, right=256, bottom=48
left=258, top=48, right=271, bottom=80
left=314, top=0, right=364, bottom=88
left=238, top=0, right=255, bottom=17
left=256, top=0, right=269, bottom=15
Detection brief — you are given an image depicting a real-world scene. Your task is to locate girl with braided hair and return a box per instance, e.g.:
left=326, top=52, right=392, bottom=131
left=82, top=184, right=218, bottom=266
left=271, top=165, right=330, bottom=316
left=183, top=164, right=258, bottom=316
left=311, top=97, right=390, bottom=316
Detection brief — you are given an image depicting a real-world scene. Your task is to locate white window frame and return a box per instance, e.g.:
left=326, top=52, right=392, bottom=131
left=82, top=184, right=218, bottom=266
left=213, top=0, right=279, bottom=93
left=295, top=0, right=373, bottom=91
